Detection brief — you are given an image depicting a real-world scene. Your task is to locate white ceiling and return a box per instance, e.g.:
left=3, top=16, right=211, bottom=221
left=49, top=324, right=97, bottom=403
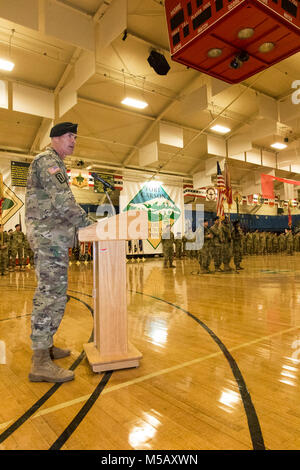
left=0, top=0, right=300, bottom=195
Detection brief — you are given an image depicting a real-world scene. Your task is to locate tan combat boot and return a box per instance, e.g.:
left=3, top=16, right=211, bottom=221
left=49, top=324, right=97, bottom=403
left=29, top=349, right=74, bottom=383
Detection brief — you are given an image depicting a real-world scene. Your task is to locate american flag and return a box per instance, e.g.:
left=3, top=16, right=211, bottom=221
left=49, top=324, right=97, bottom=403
left=224, top=161, right=233, bottom=208
left=216, top=161, right=226, bottom=219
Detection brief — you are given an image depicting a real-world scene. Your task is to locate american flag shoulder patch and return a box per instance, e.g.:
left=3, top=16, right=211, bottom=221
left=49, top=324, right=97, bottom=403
left=48, top=166, right=60, bottom=175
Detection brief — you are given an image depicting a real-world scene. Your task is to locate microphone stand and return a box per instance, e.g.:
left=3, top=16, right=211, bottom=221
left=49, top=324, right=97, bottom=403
left=103, top=186, right=116, bottom=217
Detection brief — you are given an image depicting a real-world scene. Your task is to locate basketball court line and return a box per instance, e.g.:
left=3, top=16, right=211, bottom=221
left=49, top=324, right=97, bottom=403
left=0, top=324, right=297, bottom=432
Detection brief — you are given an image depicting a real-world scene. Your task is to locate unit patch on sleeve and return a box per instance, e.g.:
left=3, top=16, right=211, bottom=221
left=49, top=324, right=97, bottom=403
left=55, top=172, right=66, bottom=184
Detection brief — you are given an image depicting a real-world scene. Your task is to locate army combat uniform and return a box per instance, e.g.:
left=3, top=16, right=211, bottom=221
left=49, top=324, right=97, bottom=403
left=11, top=227, right=25, bottom=269
left=198, top=225, right=212, bottom=273
left=25, top=147, right=92, bottom=353
left=221, top=220, right=233, bottom=272
left=209, top=221, right=224, bottom=271
left=161, top=227, right=175, bottom=267
left=232, top=223, right=243, bottom=270
left=0, top=230, right=8, bottom=275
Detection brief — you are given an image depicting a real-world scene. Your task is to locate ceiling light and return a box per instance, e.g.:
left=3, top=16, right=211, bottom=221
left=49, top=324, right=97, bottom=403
left=270, top=142, right=287, bottom=150
left=259, top=42, right=275, bottom=53
left=210, top=124, right=231, bottom=134
left=0, top=58, right=14, bottom=71
left=121, top=97, right=148, bottom=109
left=207, top=48, right=222, bottom=58
left=238, top=28, right=254, bottom=39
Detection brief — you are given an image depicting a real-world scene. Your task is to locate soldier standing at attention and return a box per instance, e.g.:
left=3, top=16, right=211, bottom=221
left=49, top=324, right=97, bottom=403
left=174, top=232, right=183, bottom=259
left=161, top=224, right=175, bottom=268
left=25, top=122, right=92, bottom=383
left=198, top=219, right=212, bottom=273
left=7, top=229, right=13, bottom=271
left=12, top=224, right=25, bottom=270
left=232, top=220, right=244, bottom=271
left=286, top=228, right=294, bottom=255
left=0, top=225, right=8, bottom=275
left=221, top=216, right=233, bottom=272
left=24, top=234, right=34, bottom=267
left=210, top=217, right=224, bottom=272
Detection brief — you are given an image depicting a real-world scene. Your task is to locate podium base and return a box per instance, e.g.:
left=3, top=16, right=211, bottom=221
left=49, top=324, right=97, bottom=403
left=83, top=342, right=142, bottom=373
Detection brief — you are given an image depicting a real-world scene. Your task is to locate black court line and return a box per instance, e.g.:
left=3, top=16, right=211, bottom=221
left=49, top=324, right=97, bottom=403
left=49, top=371, right=113, bottom=450
left=0, top=294, right=93, bottom=445
left=134, top=290, right=265, bottom=451
left=64, top=288, right=265, bottom=450
left=0, top=287, right=265, bottom=450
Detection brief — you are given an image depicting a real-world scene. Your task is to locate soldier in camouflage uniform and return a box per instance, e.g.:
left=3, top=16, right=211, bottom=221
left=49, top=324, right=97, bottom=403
left=24, top=234, right=34, bottom=267
left=11, top=224, right=25, bottom=270
left=266, top=232, right=272, bottom=254
left=174, top=233, right=183, bottom=259
left=198, top=219, right=212, bottom=273
left=7, top=229, right=13, bottom=270
left=25, top=122, right=92, bottom=383
left=253, top=230, right=260, bottom=255
left=278, top=232, right=286, bottom=253
left=260, top=231, right=267, bottom=255
left=221, top=216, right=233, bottom=272
left=286, top=228, right=294, bottom=255
left=161, top=224, right=175, bottom=268
left=272, top=232, right=279, bottom=254
left=210, top=217, right=224, bottom=272
left=0, top=225, right=8, bottom=275
left=246, top=231, right=253, bottom=255
left=232, top=220, right=244, bottom=270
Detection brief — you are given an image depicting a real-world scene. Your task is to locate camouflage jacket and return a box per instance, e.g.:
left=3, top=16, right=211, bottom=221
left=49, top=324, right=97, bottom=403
left=25, top=147, right=91, bottom=247
left=12, top=230, right=25, bottom=246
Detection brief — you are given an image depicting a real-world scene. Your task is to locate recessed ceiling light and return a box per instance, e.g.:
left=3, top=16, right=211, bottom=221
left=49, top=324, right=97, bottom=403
left=121, top=97, right=148, bottom=109
left=207, top=48, right=222, bottom=58
left=210, top=124, right=231, bottom=134
left=270, top=142, right=287, bottom=150
left=259, top=42, right=275, bottom=53
left=0, top=59, right=14, bottom=71
left=238, top=28, right=254, bottom=39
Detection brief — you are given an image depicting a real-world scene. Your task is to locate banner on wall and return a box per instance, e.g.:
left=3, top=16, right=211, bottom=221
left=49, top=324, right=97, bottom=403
left=0, top=181, right=24, bottom=226
left=120, top=180, right=184, bottom=254
left=11, top=161, right=30, bottom=187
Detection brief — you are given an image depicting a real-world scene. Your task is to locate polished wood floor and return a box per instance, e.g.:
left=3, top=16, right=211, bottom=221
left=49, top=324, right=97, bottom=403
left=1, top=253, right=300, bottom=450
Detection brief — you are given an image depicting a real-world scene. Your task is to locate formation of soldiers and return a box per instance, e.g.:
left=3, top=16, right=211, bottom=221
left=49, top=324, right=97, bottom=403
left=161, top=217, right=300, bottom=274
left=0, top=223, right=34, bottom=275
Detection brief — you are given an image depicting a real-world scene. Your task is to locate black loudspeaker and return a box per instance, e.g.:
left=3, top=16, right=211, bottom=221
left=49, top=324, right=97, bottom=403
left=147, top=50, right=170, bottom=75
left=277, top=207, right=284, bottom=214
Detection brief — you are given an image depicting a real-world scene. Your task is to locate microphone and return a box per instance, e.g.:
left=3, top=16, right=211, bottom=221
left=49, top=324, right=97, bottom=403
left=91, top=172, right=115, bottom=191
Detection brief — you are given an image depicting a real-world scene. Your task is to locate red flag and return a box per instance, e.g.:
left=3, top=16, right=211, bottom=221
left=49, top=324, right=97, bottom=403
left=261, top=174, right=275, bottom=199
left=216, top=161, right=226, bottom=219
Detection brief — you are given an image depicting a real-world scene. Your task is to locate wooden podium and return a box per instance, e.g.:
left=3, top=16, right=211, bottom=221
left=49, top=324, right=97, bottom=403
left=78, top=211, right=148, bottom=373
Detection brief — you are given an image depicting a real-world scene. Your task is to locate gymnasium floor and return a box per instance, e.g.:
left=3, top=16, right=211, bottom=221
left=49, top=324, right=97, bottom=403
left=0, top=253, right=300, bottom=451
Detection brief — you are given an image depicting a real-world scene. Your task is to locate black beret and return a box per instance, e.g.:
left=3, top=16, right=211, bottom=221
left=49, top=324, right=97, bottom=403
left=50, top=122, right=78, bottom=137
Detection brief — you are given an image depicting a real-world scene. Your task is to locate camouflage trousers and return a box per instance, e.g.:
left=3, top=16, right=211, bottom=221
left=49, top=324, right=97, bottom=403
left=199, top=246, right=211, bottom=270
left=212, top=245, right=222, bottom=269
left=163, top=247, right=174, bottom=267
left=233, top=244, right=242, bottom=267
left=11, top=245, right=24, bottom=268
left=29, top=234, right=69, bottom=350
left=222, top=243, right=232, bottom=267
left=0, top=248, right=8, bottom=273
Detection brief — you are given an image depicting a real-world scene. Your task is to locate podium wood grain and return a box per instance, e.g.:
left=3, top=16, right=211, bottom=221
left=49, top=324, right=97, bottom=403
left=78, top=211, right=148, bottom=372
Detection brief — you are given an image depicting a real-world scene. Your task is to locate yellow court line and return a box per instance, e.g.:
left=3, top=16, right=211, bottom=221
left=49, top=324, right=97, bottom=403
left=0, top=324, right=299, bottom=432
